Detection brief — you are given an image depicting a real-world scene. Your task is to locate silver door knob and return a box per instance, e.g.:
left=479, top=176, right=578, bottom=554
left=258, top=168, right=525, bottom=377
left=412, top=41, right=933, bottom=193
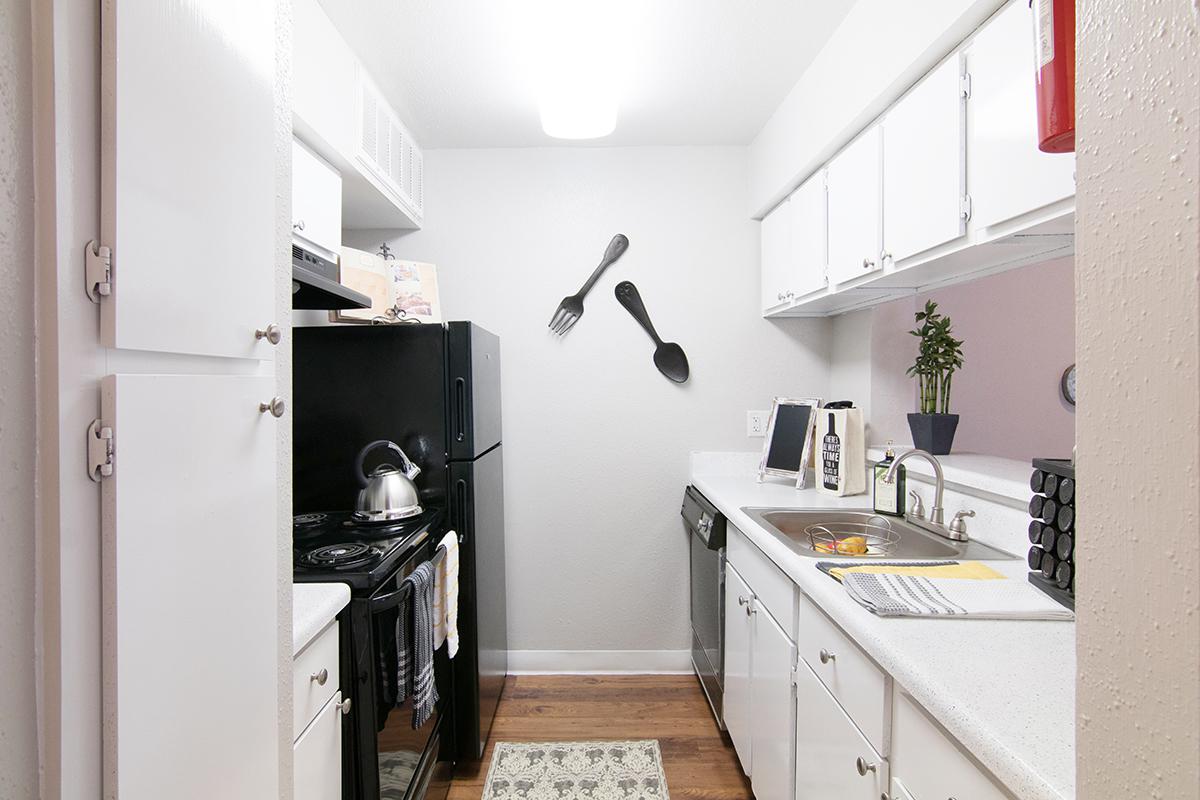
left=819, top=648, right=836, bottom=664
left=786, top=290, right=795, bottom=298
left=259, top=397, right=286, bottom=418
left=293, top=220, right=305, bottom=231
left=738, top=596, right=749, bottom=606
left=255, top=323, right=282, bottom=345
left=337, top=697, right=352, bottom=715
left=856, top=756, right=878, bottom=776
left=310, top=668, right=328, bottom=686
left=880, top=251, right=892, bottom=263
left=777, top=292, right=785, bottom=301
left=862, top=257, right=876, bottom=270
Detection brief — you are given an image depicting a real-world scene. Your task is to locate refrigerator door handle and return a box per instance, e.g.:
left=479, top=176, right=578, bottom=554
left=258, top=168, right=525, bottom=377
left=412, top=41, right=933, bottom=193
left=454, top=479, right=469, bottom=530
left=454, top=378, right=467, bottom=443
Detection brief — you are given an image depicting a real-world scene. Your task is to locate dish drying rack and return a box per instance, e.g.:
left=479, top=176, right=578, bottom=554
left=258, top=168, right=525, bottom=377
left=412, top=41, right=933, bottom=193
left=805, top=513, right=900, bottom=556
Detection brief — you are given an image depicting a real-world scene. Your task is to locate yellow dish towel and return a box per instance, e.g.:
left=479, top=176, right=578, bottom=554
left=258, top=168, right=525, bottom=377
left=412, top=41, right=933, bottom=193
left=828, top=561, right=1006, bottom=583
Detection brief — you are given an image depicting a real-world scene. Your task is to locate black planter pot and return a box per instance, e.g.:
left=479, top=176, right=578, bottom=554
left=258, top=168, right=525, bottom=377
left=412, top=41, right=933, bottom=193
left=907, top=413, right=960, bottom=455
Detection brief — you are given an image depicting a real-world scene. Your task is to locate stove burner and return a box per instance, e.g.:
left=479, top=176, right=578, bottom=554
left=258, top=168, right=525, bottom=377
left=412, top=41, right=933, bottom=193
left=300, top=541, right=379, bottom=570
left=294, top=512, right=329, bottom=528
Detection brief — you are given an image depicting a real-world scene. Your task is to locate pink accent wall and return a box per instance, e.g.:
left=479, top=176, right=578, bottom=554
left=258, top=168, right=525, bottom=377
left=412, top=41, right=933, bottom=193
left=869, top=256, right=1076, bottom=461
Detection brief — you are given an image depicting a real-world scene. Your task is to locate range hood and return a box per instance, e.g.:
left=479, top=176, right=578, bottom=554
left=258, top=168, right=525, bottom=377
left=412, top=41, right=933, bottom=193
left=291, top=244, right=371, bottom=310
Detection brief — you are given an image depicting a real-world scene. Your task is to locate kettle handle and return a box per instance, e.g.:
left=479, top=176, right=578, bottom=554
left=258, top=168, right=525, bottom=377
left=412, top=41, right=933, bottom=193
left=354, top=440, right=414, bottom=486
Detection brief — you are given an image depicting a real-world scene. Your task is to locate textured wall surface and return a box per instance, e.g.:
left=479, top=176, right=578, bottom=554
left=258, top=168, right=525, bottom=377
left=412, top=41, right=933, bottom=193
left=1076, top=2, right=1200, bottom=798
left=357, top=147, right=831, bottom=660
left=0, top=0, right=39, bottom=796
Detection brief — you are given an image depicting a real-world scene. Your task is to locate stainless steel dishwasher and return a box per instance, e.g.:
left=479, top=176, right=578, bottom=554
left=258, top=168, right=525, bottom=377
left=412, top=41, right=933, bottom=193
left=682, top=485, right=727, bottom=728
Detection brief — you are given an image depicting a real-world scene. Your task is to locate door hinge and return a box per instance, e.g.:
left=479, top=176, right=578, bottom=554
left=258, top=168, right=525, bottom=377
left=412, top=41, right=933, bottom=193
left=960, top=72, right=972, bottom=99
left=85, top=240, right=112, bottom=303
left=87, top=419, right=114, bottom=481
left=960, top=194, right=973, bottom=222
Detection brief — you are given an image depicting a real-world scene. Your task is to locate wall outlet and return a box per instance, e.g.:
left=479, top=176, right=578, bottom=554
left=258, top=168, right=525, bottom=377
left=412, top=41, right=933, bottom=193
left=747, top=410, right=770, bottom=438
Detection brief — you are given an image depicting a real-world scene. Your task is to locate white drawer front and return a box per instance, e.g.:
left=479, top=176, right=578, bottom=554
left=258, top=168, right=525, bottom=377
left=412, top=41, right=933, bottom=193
left=293, top=621, right=340, bottom=740
left=795, top=659, right=886, bottom=800
left=891, top=693, right=1012, bottom=800
left=796, top=593, right=887, bottom=753
left=294, top=691, right=343, bottom=800
left=728, top=525, right=795, bottom=634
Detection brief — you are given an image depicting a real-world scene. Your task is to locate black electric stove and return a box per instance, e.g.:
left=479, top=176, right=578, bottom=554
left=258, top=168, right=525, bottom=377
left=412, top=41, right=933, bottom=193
left=293, top=509, right=445, bottom=591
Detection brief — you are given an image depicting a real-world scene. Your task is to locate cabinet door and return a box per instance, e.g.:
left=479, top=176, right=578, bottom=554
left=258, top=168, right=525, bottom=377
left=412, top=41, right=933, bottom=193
left=794, top=661, right=885, bottom=800
left=292, top=137, right=343, bottom=260
left=101, top=0, right=276, bottom=360
left=884, top=56, right=967, bottom=263
left=761, top=197, right=793, bottom=314
left=102, top=374, right=279, bottom=800
left=827, top=126, right=883, bottom=286
left=724, top=566, right=754, bottom=775
left=294, top=692, right=343, bottom=800
left=750, top=606, right=796, bottom=800
left=790, top=172, right=829, bottom=299
left=967, top=0, right=1075, bottom=228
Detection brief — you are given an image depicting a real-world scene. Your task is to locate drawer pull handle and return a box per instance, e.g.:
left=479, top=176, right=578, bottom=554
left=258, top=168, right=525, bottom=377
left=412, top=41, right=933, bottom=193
left=855, top=756, right=877, bottom=776
left=737, top=595, right=749, bottom=607
left=819, top=648, right=836, bottom=664
left=337, top=697, right=352, bottom=716
left=310, top=668, right=328, bottom=686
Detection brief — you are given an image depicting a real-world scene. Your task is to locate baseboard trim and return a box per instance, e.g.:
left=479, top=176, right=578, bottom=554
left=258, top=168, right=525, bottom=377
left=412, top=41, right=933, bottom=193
left=507, top=650, right=694, bottom=675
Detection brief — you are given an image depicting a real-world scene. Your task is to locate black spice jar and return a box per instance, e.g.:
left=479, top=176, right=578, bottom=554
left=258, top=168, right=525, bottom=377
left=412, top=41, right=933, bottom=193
left=1027, top=458, right=1075, bottom=609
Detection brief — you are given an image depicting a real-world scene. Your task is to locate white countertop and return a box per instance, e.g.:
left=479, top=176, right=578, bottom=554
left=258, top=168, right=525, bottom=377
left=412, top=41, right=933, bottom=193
left=691, top=461, right=1075, bottom=800
left=293, top=583, right=351, bottom=657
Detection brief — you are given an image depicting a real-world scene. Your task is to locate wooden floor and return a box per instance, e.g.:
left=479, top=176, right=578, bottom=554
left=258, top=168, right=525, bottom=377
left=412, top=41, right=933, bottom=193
left=449, top=675, right=752, bottom=800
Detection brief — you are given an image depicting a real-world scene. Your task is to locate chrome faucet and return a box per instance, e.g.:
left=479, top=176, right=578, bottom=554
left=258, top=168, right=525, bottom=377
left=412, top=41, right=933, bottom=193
left=882, top=449, right=968, bottom=541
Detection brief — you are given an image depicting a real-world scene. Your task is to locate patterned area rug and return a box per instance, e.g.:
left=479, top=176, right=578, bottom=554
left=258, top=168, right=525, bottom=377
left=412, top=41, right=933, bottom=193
left=483, top=741, right=670, bottom=800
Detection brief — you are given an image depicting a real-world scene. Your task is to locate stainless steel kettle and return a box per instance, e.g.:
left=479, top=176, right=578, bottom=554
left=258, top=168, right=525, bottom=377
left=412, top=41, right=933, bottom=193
left=353, top=440, right=423, bottom=522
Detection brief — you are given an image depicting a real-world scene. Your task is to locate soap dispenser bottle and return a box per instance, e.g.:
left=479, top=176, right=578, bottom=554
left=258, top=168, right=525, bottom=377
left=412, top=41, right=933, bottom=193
left=874, top=441, right=906, bottom=517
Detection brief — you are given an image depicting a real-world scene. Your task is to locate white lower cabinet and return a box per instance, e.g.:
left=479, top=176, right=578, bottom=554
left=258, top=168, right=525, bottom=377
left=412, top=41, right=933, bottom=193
left=889, top=692, right=1011, bottom=800
left=294, top=691, right=344, bottom=800
left=724, top=565, right=755, bottom=775
left=749, top=607, right=796, bottom=800
left=794, top=660, right=886, bottom=800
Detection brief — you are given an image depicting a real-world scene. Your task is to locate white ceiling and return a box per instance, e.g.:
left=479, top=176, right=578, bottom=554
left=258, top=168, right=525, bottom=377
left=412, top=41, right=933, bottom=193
left=316, top=0, right=854, bottom=149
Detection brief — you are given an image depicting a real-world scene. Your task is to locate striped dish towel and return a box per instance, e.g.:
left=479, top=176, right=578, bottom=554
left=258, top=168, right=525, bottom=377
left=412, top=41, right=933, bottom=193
left=407, top=562, right=439, bottom=728
left=842, top=573, right=1074, bottom=620
left=432, top=531, right=460, bottom=658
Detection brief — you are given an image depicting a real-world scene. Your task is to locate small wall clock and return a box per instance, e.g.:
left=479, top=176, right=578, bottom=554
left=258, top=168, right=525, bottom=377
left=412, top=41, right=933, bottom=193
left=1061, top=364, right=1077, bottom=406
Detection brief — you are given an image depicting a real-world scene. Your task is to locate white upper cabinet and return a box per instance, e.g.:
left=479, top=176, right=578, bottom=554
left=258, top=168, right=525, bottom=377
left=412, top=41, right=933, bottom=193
left=826, top=125, right=883, bottom=286
left=966, top=0, right=1075, bottom=229
left=760, top=197, right=794, bottom=314
left=883, top=56, right=968, bottom=264
left=292, top=138, right=343, bottom=261
left=760, top=172, right=828, bottom=316
left=101, top=0, right=276, bottom=360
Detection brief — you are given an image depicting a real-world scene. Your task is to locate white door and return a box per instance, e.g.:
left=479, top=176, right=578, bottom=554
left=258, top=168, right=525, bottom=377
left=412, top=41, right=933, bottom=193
left=750, top=606, right=796, bottom=800
left=794, top=660, right=885, bottom=800
left=967, top=0, right=1075, bottom=228
left=292, top=137, right=343, bottom=261
left=789, top=171, right=828, bottom=299
left=761, top=197, right=794, bottom=314
left=294, top=693, right=344, bottom=800
left=102, top=374, right=279, bottom=800
left=101, top=0, right=277, bottom=360
left=827, top=125, right=883, bottom=286
left=724, top=565, right=754, bottom=774
left=883, top=56, right=967, bottom=263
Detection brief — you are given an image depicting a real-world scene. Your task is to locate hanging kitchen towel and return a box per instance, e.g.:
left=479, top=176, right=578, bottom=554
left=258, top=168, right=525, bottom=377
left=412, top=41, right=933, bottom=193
left=815, top=407, right=867, bottom=496
left=432, top=531, right=460, bottom=658
left=408, top=561, right=440, bottom=729
left=390, top=582, right=413, bottom=705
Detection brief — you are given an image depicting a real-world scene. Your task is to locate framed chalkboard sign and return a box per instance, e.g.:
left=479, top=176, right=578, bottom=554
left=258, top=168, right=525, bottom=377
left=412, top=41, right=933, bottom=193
left=758, top=397, right=822, bottom=487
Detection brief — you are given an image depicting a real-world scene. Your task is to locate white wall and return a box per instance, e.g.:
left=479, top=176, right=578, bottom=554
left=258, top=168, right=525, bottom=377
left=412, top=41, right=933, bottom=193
left=353, top=147, right=831, bottom=668
left=0, top=0, right=39, bottom=795
left=1076, top=1, right=1199, bottom=796
left=747, top=0, right=1003, bottom=217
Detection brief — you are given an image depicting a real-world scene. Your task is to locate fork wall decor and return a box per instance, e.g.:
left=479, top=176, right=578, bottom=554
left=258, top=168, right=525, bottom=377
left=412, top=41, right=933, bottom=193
left=548, top=234, right=629, bottom=336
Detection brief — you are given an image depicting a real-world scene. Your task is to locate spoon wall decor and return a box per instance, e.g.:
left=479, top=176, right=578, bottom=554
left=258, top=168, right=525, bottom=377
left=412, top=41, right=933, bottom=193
left=614, top=281, right=690, bottom=383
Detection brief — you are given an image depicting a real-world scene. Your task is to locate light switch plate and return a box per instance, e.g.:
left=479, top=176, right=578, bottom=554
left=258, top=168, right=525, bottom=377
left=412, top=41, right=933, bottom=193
left=747, top=410, right=769, bottom=438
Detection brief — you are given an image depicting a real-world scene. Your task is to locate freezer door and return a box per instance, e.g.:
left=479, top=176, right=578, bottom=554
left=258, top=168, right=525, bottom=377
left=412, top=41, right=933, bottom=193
left=447, top=322, right=502, bottom=460
left=449, top=445, right=508, bottom=760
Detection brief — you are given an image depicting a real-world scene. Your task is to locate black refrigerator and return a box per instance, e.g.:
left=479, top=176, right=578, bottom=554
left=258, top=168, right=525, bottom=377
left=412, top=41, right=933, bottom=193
left=292, top=322, right=508, bottom=763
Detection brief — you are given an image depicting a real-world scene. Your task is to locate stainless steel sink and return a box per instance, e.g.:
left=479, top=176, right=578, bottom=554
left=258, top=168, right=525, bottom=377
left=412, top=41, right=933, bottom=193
left=741, top=508, right=1017, bottom=561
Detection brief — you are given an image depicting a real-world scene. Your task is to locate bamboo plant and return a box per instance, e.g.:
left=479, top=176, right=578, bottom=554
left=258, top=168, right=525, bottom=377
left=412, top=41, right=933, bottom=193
left=906, top=300, right=964, bottom=415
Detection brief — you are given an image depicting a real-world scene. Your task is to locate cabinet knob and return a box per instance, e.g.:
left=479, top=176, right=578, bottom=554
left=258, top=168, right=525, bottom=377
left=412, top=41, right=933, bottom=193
left=856, top=756, right=878, bottom=776
left=880, top=251, right=892, bottom=263
left=786, top=290, right=795, bottom=299
left=310, top=668, right=328, bottom=686
left=777, top=292, right=785, bottom=301
left=737, top=595, right=749, bottom=607
left=819, top=648, right=836, bottom=664
left=337, top=697, right=352, bottom=716
left=259, top=397, right=286, bottom=418
left=862, top=257, right=876, bottom=270
left=255, top=323, right=282, bottom=345
left=293, top=219, right=306, bottom=231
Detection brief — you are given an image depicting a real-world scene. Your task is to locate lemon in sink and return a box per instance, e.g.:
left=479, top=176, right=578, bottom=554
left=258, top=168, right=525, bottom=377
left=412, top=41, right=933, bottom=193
left=814, top=535, right=869, bottom=555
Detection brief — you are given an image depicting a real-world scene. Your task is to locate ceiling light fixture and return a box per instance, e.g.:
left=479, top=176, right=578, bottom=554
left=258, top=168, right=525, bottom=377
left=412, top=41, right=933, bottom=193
left=515, top=0, right=633, bottom=140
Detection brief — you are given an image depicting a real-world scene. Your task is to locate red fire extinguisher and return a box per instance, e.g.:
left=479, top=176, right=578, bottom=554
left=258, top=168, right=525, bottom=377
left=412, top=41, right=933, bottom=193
left=1031, top=0, right=1075, bottom=153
